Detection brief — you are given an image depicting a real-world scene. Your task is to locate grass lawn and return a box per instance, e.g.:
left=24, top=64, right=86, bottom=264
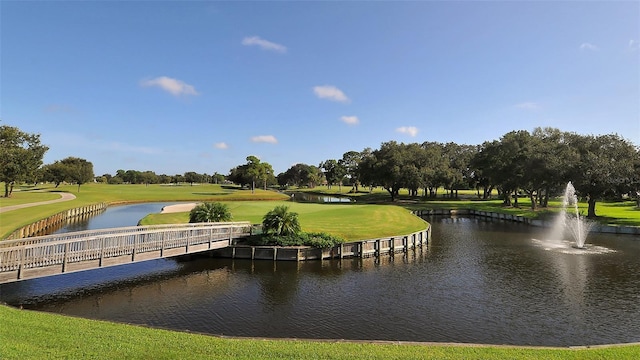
left=141, top=201, right=428, bottom=241
left=2, top=305, right=639, bottom=360
left=2, top=184, right=640, bottom=358
left=0, top=183, right=289, bottom=239
left=293, top=187, right=640, bottom=227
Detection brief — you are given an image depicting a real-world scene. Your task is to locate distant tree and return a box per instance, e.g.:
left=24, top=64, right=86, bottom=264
left=41, top=161, right=68, bottom=187
left=139, top=171, right=158, bottom=186
left=0, top=125, right=49, bottom=197
left=236, top=156, right=275, bottom=192
left=60, top=157, right=94, bottom=192
left=211, top=172, right=226, bottom=184
left=568, top=133, right=638, bottom=218
left=320, top=159, right=346, bottom=191
left=369, top=141, right=406, bottom=201
left=340, top=151, right=363, bottom=192
left=172, top=174, right=185, bottom=184
left=184, top=171, right=201, bottom=185
left=262, top=205, right=301, bottom=236
left=189, top=202, right=232, bottom=223
left=158, top=174, right=172, bottom=184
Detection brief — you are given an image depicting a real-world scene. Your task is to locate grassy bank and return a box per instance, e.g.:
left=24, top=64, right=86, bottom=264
left=2, top=305, right=639, bottom=359
left=292, top=187, right=640, bottom=227
left=141, top=201, right=428, bottom=241
left=0, top=183, right=289, bottom=239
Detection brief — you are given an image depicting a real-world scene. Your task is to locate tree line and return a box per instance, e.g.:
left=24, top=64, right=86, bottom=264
left=308, top=127, right=637, bottom=218
left=3, top=124, right=639, bottom=218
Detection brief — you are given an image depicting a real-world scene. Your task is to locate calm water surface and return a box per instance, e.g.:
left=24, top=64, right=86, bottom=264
left=2, top=215, right=639, bottom=346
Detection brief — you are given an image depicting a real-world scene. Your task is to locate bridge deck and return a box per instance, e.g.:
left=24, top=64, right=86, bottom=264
left=0, top=222, right=252, bottom=284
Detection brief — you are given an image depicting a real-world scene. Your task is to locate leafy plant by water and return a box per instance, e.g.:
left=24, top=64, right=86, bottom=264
left=262, top=205, right=301, bottom=236
left=245, top=232, right=344, bottom=248
left=189, top=202, right=232, bottom=223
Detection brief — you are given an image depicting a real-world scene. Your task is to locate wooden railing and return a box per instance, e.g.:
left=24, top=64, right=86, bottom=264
left=0, top=222, right=251, bottom=284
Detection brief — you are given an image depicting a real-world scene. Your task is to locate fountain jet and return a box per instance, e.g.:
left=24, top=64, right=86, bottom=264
left=550, top=182, right=592, bottom=248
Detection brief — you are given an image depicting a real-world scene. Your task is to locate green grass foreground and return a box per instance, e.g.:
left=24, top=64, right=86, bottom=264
left=2, top=305, right=639, bottom=360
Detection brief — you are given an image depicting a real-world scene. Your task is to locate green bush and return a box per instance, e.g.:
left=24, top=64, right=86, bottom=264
left=262, top=205, right=301, bottom=236
left=189, top=202, right=232, bottom=223
left=244, top=232, right=344, bottom=248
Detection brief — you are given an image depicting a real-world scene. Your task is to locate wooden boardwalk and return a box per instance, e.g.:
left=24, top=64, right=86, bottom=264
left=0, top=222, right=252, bottom=284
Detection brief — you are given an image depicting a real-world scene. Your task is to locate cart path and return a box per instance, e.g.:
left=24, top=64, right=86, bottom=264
left=0, top=192, right=77, bottom=214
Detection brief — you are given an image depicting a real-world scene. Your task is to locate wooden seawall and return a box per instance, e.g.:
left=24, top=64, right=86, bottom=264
left=6, top=203, right=108, bottom=240
left=212, top=226, right=431, bottom=261
left=0, top=222, right=252, bottom=284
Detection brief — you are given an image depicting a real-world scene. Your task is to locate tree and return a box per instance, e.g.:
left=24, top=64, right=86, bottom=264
left=0, top=125, right=49, bottom=197
left=60, top=157, right=94, bottom=192
left=184, top=171, right=202, bottom=186
left=340, top=151, right=363, bottom=192
left=41, top=161, right=68, bottom=187
left=189, top=202, right=232, bottom=223
left=228, top=157, right=276, bottom=191
left=320, top=159, right=346, bottom=191
left=262, top=205, right=301, bottom=236
left=369, top=141, right=406, bottom=201
left=568, top=133, right=638, bottom=218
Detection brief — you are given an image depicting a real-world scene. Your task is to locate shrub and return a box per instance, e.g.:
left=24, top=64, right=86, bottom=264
left=189, top=202, right=232, bottom=223
left=244, top=232, right=344, bottom=249
left=262, top=205, right=301, bottom=236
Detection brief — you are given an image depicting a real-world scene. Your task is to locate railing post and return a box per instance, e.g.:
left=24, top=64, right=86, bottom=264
left=17, top=248, right=25, bottom=279
left=99, top=237, right=104, bottom=267
left=62, top=242, right=69, bottom=272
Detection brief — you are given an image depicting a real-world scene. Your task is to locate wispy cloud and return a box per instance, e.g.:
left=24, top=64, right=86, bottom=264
left=214, top=142, right=229, bottom=149
left=251, top=135, right=278, bottom=144
left=514, top=102, right=540, bottom=110
left=313, top=85, right=350, bottom=103
left=140, top=76, right=199, bottom=96
left=242, top=36, right=287, bottom=53
left=579, top=42, right=599, bottom=51
left=340, top=115, right=359, bottom=125
left=628, top=39, right=639, bottom=52
left=396, top=126, right=419, bottom=137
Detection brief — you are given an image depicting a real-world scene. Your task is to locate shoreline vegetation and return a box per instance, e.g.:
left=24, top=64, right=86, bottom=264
left=2, top=182, right=640, bottom=359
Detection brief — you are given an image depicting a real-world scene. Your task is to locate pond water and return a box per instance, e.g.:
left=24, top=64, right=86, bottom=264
left=54, top=202, right=181, bottom=233
left=2, top=213, right=640, bottom=346
left=288, top=192, right=352, bottom=203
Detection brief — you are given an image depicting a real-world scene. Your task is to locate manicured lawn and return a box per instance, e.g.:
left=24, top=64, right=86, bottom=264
left=0, top=183, right=288, bottom=239
left=0, top=189, right=62, bottom=206
left=294, top=187, right=640, bottom=227
left=141, top=201, right=428, bottom=241
left=2, top=184, right=640, bottom=358
left=2, top=305, right=639, bottom=360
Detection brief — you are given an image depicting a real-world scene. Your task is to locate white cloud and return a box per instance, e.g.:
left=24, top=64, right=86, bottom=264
left=214, top=142, right=229, bottom=149
left=579, top=42, right=599, bottom=51
left=340, top=115, right=359, bottom=125
left=313, top=85, right=350, bottom=103
left=396, top=126, right=419, bottom=137
left=628, top=39, right=639, bottom=52
left=140, top=76, right=199, bottom=96
left=514, top=102, right=540, bottom=110
left=251, top=135, right=278, bottom=144
left=241, top=36, right=287, bottom=53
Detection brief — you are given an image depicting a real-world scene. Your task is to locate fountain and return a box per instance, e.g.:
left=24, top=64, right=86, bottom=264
left=549, top=182, right=593, bottom=249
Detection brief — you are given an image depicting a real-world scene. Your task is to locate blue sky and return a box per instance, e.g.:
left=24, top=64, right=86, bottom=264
left=2, top=1, right=638, bottom=176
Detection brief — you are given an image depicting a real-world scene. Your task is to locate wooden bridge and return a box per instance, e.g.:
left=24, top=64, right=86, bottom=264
left=0, top=222, right=252, bottom=284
